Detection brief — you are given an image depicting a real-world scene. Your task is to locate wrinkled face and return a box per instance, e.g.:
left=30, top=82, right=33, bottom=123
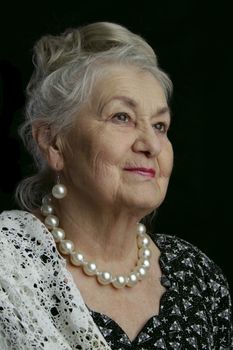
left=62, top=64, right=173, bottom=216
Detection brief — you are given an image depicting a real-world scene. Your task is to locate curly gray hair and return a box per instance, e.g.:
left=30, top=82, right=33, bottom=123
left=15, top=21, right=173, bottom=211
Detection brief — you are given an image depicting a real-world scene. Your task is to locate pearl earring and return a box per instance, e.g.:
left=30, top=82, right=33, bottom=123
left=52, top=174, right=67, bottom=199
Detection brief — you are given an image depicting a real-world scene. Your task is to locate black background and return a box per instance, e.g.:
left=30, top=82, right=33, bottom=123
left=0, top=1, right=232, bottom=293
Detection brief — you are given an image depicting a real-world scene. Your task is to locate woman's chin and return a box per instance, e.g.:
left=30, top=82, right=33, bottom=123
left=122, top=195, right=162, bottom=217
left=123, top=186, right=166, bottom=210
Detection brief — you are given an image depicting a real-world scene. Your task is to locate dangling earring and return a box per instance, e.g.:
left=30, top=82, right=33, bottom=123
left=52, top=173, right=67, bottom=199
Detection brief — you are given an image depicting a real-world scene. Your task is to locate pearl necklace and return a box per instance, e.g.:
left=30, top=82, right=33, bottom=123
left=41, top=185, right=152, bottom=289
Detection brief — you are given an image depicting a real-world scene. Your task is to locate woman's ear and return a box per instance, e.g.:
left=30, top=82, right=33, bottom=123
left=32, top=123, right=64, bottom=171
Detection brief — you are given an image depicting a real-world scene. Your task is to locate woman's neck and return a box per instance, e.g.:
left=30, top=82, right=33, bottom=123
left=50, top=195, right=145, bottom=274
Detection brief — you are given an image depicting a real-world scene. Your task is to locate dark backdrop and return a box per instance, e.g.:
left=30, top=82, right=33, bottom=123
left=0, top=1, right=232, bottom=293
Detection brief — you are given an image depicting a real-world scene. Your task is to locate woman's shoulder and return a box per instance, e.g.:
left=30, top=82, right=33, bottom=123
left=0, top=208, right=38, bottom=222
left=154, top=233, right=233, bottom=346
left=0, top=209, right=55, bottom=262
left=153, top=232, right=230, bottom=288
left=0, top=209, right=46, bottom=239
left=155, top=232, right=217, bottom=263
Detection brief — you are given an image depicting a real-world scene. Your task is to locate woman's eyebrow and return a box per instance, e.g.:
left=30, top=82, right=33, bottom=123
left=110, top=95, right=138, bottom=109
left=117, top=96, right=171, bottom=121
left=104, top=95, right=171, bottom=115
left=99, top=95, right=171, bottom=122
left=98, top=95, right=137, bottom=113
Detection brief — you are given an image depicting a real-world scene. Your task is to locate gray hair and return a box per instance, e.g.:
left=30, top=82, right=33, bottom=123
left=15, top=21, right=173, bottom=211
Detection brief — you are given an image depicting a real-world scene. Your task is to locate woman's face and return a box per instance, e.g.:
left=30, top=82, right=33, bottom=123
left=62, top=64, right=173, bottom=216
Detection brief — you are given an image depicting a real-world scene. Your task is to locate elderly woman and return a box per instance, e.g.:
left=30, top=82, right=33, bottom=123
left=0, top=22, right=232, bottom=350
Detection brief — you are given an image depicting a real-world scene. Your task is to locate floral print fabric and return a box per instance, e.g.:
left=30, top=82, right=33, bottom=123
left=90, top=234, right=233, bottom=349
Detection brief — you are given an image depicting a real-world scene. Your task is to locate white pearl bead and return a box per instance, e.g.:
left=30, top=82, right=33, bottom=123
left=97, top=271, right=112, bottom=285
left=83, top=262, right=97, bottom=276
left=137, top=223, right=146, bottom=236
left=137, top=235, right=150, bottom=248
left=70, top=251, right=85, bottom=266
left=44, top=215, right=59, bottom=229
left=42, top=195, right=52, bottom=204
left=51, top=227, right=65, bottom=242
left=59, top=240, right=74, bottom=255
left=139, top=247, right=151, bottom=260
left=112, top=275, right=126, bottom=288
left=137, top=266, right=147, bottom=280
left=52, top=184, right=67, bottom=199
left=127, top=272, right=138, bottom=287
left=41, top=204, right=54, bottom=216
left=140, top=259, right=151, bottom=270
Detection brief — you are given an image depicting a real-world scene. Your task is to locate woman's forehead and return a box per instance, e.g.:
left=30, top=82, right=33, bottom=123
left=91, top=65, right=167, bottom=111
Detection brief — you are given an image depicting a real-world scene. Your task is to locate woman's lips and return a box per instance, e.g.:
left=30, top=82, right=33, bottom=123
left=124, top=167, right=156, bottom=178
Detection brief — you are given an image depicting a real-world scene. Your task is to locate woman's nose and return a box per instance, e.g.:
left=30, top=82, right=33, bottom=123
left=132, top=127, right=161, bottom=158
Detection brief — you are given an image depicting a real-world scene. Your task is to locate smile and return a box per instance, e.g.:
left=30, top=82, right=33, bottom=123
left=124, top=167, right=156, bottom=178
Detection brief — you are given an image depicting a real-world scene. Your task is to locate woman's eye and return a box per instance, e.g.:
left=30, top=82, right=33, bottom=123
left=111, top=112, right=130, bottom=123
left=153, top=122, right=168, bottom=133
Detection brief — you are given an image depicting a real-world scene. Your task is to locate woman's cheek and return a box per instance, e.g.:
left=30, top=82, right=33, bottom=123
left=159, top=140, right=174, bottom=178
left=89, top=148, right=115, bottom=179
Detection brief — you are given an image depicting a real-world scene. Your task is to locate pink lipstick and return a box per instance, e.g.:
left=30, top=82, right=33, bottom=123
left=124, top=167, right=156, bottom=178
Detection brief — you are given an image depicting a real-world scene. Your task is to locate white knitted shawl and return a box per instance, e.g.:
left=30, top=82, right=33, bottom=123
left=0, top=210, right=112, bottom=350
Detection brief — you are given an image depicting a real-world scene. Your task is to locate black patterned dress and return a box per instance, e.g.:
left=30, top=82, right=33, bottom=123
left=89, top=234, right=233, bottom=349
